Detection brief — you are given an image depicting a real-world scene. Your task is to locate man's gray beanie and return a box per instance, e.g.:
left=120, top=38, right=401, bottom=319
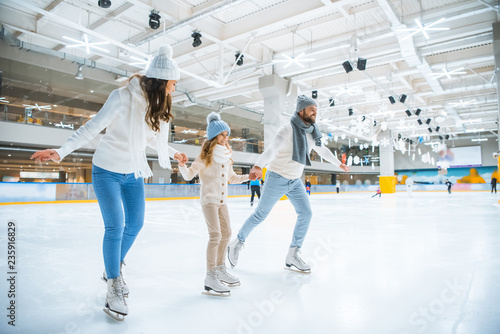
left=295, top=95, right=317, bottom=113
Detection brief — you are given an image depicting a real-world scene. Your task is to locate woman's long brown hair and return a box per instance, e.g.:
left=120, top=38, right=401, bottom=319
left=129, top=74, right=173, bottom=132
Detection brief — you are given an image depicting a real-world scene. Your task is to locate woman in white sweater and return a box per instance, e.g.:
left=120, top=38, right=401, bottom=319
left=30, top=45, right=187, bottom=320
left=176, top=112, right=250, bottom=297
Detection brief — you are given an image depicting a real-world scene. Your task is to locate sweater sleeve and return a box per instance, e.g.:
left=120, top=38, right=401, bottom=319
left=146, top=130, right=179, bottom=158
left=254, top=125, right=289, bottom=169
left=308, top=136, right=341, bottom=167
left=54, top=89, right=123, bottom=161
left=179, top=155, right=205, bottom=181
left=228, top=163, right=250, bottom=184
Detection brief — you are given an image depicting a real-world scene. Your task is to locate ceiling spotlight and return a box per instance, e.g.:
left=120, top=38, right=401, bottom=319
left=98, top=0, right=111, bottom=8
left=399, top=94, right=407, bottom=103
left=235, top=52, right=244, bottom=66
left=192, top=31, right=202, bottom=47
left=445, top=135, right=450, bottom=140
left=426, top=118, right=432, bottom=124
left=405, top=109, right=412, bottom=117
left=357, top=57, right=367, bottom=71
left=435, top=126, right=440, bottom=132
left=348, top=108, right=354, bottom=116
left=328, top=98, right=335, bottom=107
left=149, top=10, right=161, bottom=29
left=428, top=127, right=433, bottom=133
left=439, top=135, right=444, bottom=140
left=75, top=64, right=84, bottom=80
left=388, top=96, right=396, bottom=104
left=342, top=61, right=353, bottom=73
left=417, top=119, right=423, bottom=125
left=312, top=90, right=318, bottom=99
left=415, top=108, right=421, bottom=116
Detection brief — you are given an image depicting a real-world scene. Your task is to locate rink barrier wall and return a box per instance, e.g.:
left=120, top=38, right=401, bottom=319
left=0, top=182, right=492, bottom=204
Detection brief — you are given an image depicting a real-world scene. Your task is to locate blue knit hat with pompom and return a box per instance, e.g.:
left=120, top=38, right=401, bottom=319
left=206, top=112, right=231, bottom=140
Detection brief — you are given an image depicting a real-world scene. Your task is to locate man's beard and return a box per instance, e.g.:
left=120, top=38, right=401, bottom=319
left=303, top=115, right=315, bottom=124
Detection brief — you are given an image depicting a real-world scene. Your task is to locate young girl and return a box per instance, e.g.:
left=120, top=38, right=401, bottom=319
left=176, top=112, right=249, bottom=296
left=31, top=45, right=187, bottom=320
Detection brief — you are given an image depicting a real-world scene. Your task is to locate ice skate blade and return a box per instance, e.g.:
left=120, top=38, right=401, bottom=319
left=201, top=290, right=231, bottom=297
left=103, top=308, right=126, bottom=321
left=284, top=265, right=311, bottom=274
left=222, top=281, right=241, bottom=287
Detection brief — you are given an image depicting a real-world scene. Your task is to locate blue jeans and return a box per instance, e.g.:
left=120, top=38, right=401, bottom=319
left=237, top=171, right=313, bottom=248
left=92, top=164, right=145, bottom=279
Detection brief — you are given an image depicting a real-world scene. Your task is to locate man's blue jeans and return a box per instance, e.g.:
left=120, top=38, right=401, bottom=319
left=92, top=164, right=145, bottom=279
left=237, top=171, right=312, bottom=248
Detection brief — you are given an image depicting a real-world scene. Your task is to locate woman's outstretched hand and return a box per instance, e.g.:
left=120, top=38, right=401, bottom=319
left=30, top=149, right=61, bottom=164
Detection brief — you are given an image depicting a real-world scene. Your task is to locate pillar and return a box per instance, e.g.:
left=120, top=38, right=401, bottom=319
left=493, top=22, right=500, bottom=203
left=151, top=161, right=171, bottom=184
left=378, top=130, right=396, bottom=193
left=258, top=74, right=297, bottom=149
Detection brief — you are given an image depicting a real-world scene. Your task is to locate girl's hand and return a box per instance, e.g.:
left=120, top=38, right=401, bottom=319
left=174, top=152, right=188, bottom=167
left=30, top=149, right=60, bottom=164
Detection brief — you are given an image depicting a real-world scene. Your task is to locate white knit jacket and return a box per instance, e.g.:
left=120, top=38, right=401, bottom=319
left=179, top=155, right=249, bottom=205
left=55, top=77, right=178, bottom=176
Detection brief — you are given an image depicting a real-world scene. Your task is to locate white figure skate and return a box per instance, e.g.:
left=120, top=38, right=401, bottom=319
left=102, top=262, right=129, bottom=297
left=103, top=278, right=128, bottom=321
left=227, top=238, right=244, bottom=268
left=285, top=247, right=311, bottom=274
left=215, top=263, right=241, bottom=287
left=202, top=270, right=231, bottom=297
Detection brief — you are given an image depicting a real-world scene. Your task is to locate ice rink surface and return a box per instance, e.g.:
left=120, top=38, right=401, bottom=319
left=1, top=191, right=499, bottom=334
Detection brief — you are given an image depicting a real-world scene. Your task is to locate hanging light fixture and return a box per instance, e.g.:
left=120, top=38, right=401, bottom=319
left=63, top=34, right=110, bottom=54
left=273, top=30, right=315, bottom=68
left=398, top=18, right=450, bottom=40
left=98, top=0, right=111, bottom=8
left=75, top=64, right=84, bottom=80
left=192, top=31, right=202, bottom=47
left=149, top=10, right=161, bottom=29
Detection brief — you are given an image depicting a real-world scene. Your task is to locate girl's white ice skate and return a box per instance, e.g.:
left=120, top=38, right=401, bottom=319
left=215, top=263, right=241, bottom=287
left=202, top=269, right=231, bottom=297
left=103, top=278, right=128, bottom=321
left=285, top=247, right=311, bottom=274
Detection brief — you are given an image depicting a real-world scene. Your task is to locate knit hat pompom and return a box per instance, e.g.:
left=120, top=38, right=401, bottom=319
left=145, top=44, right=180, bottom=81
left=206, top=112, right=231, bottom=140
left=207, top=111, right=221, bottom=124
left=158, top=45, right=173, bottom=58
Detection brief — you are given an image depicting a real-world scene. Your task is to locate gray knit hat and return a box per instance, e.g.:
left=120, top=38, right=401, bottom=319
left=145, top=45, right=180, bottom=81
left=295, top=94, right=317, bottom=113
left=206, top=112, right=231, bottom=140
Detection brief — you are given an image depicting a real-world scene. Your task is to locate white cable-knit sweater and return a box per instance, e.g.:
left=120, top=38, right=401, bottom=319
left=179, top=155, right=249, bottom=205
left=255, top=123, right=341, bottom=180
left=55, top=78, right=178, bottom=175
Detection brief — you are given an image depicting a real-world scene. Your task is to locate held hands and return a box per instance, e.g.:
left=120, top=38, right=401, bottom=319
left=339, top=163, right=350, bottom=172
left=174, top=152, right=188, bottom=167
left=30, top=149, right=61, bottom=164
left=249, top=166, right=262, bottom=181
